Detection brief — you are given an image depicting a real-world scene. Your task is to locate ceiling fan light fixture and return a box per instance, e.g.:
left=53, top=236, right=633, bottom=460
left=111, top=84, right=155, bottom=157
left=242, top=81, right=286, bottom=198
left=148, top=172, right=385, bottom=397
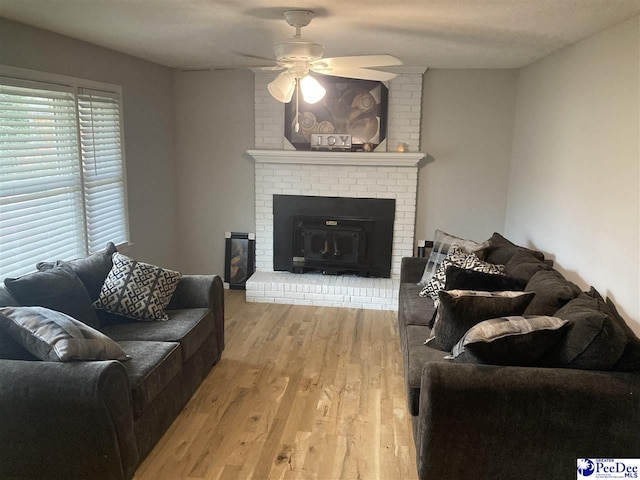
left=268, top=72, right=296, bottom=103
left=299, top=75, right=326, bottom=104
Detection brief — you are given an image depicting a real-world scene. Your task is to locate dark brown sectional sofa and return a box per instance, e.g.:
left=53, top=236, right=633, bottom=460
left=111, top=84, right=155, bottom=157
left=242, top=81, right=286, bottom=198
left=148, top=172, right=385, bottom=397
left=398, top=248, right=640, bottom=480
left=0, top=252, right=224, bottom=480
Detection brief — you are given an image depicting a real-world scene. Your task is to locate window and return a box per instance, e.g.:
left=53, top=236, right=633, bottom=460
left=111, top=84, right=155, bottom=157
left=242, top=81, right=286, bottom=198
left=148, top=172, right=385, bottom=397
left=0, top=68, right=129, bottom=278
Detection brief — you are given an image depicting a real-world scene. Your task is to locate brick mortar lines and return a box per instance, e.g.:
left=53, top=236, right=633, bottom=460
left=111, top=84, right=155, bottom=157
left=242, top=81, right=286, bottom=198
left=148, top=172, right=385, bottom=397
left=251, top=70, right=423, bottom=292
left=254, top=163, right=417, bottom=279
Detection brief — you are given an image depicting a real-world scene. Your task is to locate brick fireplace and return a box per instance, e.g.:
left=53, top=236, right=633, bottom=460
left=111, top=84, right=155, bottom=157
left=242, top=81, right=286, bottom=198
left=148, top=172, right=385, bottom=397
left=246, top=68, right=426, bottom=310
left=245, top=150, right=423, bottom=309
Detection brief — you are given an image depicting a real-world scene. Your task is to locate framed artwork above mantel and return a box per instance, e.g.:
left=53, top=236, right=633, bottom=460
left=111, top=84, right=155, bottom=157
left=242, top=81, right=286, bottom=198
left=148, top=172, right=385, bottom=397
left=284, top=76, right=388, bottom=151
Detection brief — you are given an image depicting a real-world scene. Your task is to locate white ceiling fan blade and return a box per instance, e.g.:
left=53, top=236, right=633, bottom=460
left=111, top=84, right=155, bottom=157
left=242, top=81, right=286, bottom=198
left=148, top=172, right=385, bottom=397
left=311, top=66, right=398, bottom=82
left=254, top=65, right=286, bottom=71
left=311, top=55, right=402, bottom=70
left=235, top=52, right=278, bottom=62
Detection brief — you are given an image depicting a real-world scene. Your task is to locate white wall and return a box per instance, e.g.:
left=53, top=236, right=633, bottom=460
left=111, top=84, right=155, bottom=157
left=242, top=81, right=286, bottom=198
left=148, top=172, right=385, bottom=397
left=416, top=69, right=518, bottom=245
left=173, top=70, right=255, bottom=275
left=0, top=18, right=178, bottom=268
left=506, top=16, right=640, bottom=332
left=176, top=68, right=520, bottom=274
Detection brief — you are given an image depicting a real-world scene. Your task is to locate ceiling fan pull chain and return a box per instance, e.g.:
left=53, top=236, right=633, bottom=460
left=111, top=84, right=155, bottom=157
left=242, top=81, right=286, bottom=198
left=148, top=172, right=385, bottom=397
left=295, top=79, right=300, bottom=133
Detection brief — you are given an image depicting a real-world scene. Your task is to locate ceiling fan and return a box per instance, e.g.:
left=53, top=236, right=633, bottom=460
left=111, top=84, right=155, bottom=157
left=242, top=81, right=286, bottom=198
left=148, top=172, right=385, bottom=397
left=257, top=10, right=403, bottom=105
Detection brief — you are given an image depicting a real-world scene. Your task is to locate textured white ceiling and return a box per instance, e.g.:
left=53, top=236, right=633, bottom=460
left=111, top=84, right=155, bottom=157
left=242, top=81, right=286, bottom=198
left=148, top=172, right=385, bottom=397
left=1, top=0, right=639, bottom=69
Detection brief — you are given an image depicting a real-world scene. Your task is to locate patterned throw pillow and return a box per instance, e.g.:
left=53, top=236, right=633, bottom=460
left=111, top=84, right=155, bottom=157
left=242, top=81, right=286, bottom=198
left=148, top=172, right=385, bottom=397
left=93, top=253, right=182, bottom=321
left=418, top=229, right=490, bottom=286
left=419, top=245, right=504, bottom=302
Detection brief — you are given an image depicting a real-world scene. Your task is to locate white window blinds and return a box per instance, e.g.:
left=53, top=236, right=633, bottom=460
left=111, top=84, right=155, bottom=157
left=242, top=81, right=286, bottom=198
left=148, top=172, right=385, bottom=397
left=0, top=80, right=86, bottom=278
left=0, top=74, right=129, bottom=278
left=78, top=89, right=128, bottom=253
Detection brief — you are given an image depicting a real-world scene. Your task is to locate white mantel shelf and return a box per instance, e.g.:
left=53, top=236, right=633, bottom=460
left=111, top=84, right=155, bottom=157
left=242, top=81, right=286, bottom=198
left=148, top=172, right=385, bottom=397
left=247, top=149, right=425, bottom=167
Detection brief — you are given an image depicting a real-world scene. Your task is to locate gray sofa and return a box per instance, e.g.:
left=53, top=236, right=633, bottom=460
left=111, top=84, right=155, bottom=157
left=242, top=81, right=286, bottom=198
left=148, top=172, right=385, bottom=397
left=399, top=255, right=640, bottom=480
left=0, top=256, right=224, bottom=480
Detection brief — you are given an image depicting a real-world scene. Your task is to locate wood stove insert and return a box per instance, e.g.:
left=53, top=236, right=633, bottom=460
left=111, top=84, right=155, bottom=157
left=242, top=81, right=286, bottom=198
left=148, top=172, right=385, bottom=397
left=273, top=195, right=395, bottom=277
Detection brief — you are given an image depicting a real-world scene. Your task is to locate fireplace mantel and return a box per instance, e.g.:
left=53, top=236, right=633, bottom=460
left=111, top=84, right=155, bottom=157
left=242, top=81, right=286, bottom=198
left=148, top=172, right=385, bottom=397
left=247, top=149, right=425, bottom=167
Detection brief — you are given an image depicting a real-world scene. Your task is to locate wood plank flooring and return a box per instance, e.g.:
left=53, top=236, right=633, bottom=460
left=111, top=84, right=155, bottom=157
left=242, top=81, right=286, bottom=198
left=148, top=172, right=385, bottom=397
left=134, top=290, right=417, bottom=480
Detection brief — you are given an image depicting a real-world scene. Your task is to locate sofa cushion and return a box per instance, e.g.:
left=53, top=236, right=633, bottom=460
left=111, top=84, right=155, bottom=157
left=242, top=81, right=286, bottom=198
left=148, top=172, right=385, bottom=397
left=100, top=308, right=213, bottom=362
left=444, top=265, right=525, bottom=292
left=607, top=297, right=640, bottom=372
left=449, top=315, right=569, bottom=366
left=504, top=250, right=553, bottom=284
left=484, top=232, right=545, bottom=265
left=523, top=270, right=581, bottom=316
left=543, top=295, right=627, bottom=370
left=4, top=264, right=100, bottom=329
left=400, top=284, right=436, bottom=327
left=37, top=242, right=117, bottom=302
left=420, top=245, right=504, bottom=302
left=427, top=290, right=535, bottom=352
left=0, top=306, right=129, bottom=362
left=418, top=229, right=489, bottom=286
left=404, top=324, right=451, bottom=416
left=584, top=287, right=640, bottom=372
left=94, top=253, right=182, bottom=321
left=117, top=340, right=182, bottom=418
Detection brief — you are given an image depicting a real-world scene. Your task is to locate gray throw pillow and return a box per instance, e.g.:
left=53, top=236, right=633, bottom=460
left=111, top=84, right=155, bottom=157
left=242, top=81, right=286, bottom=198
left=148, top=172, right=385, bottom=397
left=0, top=306, right=129, bottom=362
left=585, top=287, right=640, bottom=372
left=449, top=315, right=569, bottom=366
left=504, top=250, right=553, bottom=284
left=4, top=264, right=101, bottom=329
left=543, top=295, right=627, bottom=370
left=523, top=269, right=581, bottom=316
left=418, top=229, right=489, bottom=286
left=93, top=253, right=182, bottom=321
left=426, top=289, right=535, bottom=352
left=484, top=232, right=545, bottom=265
left=37, top=242, right=117, bottom=302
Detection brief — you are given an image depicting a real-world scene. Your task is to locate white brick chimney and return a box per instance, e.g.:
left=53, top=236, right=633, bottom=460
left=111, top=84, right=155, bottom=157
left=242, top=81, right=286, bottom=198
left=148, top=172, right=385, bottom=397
left=247, top=68, right=427, bottom=310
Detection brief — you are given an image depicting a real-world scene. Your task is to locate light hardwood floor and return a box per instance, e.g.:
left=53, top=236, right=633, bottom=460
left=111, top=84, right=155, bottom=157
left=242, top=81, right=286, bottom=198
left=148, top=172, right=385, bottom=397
left=134, top=290, right=417, bottom=480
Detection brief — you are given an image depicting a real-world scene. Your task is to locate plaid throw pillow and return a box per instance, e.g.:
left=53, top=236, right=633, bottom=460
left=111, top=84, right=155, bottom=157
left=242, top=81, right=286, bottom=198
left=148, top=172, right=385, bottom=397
left=419, top=245, right=504, bottom=303
left=448, top=315, right=569, bottom=365
left=93, top=253, right=182, bottom=321
left=418, top=230, right=489, bottom=286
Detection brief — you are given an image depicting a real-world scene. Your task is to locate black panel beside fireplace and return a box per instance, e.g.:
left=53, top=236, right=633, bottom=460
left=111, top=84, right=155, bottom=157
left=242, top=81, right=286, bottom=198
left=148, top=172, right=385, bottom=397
left=273, top=195, right=395, bottom=277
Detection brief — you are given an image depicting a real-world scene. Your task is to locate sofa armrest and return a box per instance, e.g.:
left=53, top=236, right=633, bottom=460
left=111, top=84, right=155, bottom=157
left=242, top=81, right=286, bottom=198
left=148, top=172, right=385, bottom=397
left=0, top=359, right=138, bottom=480
left=401, top=257, right=429, bottom=284
left=416, top=362, right=640, bottom=480
left=168, top=274, right=225, bottom=353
